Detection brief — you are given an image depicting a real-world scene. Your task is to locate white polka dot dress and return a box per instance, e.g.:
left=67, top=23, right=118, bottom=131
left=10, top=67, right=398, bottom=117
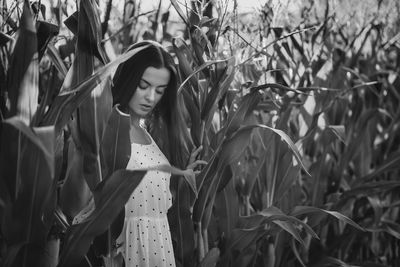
left=117, top=128, right=176, bottom=267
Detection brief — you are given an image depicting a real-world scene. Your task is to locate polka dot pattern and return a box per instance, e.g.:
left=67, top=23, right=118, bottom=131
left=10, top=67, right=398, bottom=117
left=116, top=128, right=175, bottom=267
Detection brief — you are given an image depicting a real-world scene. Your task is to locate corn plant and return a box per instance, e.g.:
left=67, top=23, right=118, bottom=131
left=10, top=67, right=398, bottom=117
left=0, top=1, right=149, bottom=266
left=165, top=2, right=368, bottom=267
left=167, top=1, right=400, bottom=266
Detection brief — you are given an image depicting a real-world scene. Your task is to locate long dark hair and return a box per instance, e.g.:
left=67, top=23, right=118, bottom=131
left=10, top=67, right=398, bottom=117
left=112, top=41, right=192, bottom=168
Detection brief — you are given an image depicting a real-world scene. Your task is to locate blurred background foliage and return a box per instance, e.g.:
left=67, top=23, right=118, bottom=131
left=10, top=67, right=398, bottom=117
left=0, top=0, right=400, bottom=266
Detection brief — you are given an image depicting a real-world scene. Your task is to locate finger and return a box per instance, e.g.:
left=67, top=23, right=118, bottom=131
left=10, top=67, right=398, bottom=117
left=192, top=145, right=203, bottom=153
left=191, top=145, right=203, bottom=158
left=194, top=160, right=207, bottom=165
left=187, top=160, right=208, bottom=170
left=189, top=160, right=207, bottom=169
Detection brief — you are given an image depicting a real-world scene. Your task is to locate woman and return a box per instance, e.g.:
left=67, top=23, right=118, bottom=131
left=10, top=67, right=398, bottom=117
left=112, top=41, right=205, bottom=267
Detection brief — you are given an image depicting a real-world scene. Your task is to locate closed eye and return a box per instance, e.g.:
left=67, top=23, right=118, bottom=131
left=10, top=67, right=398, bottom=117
left=156, top=88, right=166, bottom=95
left=138, top=79, right=149, bottom=89
left=139, top=78, right=168, bottom=93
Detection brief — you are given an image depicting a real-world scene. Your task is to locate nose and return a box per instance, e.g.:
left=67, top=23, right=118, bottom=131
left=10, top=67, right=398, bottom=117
left=145, top=87, right=156, bottom=103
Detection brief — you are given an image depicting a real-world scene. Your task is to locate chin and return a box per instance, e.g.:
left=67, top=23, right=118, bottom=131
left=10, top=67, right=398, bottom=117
left=137, top=110, right=151, bottom=117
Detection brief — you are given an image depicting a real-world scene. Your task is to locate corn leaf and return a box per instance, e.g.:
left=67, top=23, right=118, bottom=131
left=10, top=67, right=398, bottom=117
left=339, top=109, right=379, bottom=172
left=242, top=145, right=267, bottom=196
left=58, top=169, right=146, bottom=266
left=328, top=125, right=346, bottom=144
left=193, top=126, right=252, bottom=223
left=379, top=219, right=400, bottom=239
left=2, top=243, right=26, bottom=267
left=64, top=0, right=112, bottom=189
left=4, top=117, right=54, bottom=173
left=341, top=181, right=400, bottom=200
left=355, top=151, right=400, bottom=185
left=1, top=124, right=55, bottom=267
left=46, top=44, right=68, bottom=78
left=0, top=124, right=20, bottom=202
left=316, top=257, right=361, bottom=267
left=223, top=89, right=261, bottom=137
left=201, top=57, right=236, bottom=125
left=6, top=2, right=38, bottom=125
left=182, top=89, right=202, bottom=146
left=274, top=158, right=301, bottom=203
left=238, top=124, right=310, bottom=176
left=196, top=89, right=262, bottom=197
left=173, top=38, right=200, bottom=93
left=291, top=206, right=365, bottom=232
left=195, top=109, right=309, bottom=224
left=214, top=179, right=239, bottom=242
left=199, top=247, right=220, bottom=267
left=190, top=26, right=210, bottom=66
left=168, top=178, right=196, bottom=266
left=170, top=0, right=189, bottom=26
left=36, top=20, right=59, bottom=61
left=260, top=206, right=319, bottom=246
left=59, top=141, right=92, bottom=220
left=219, top=215, right=267, bottom=264
left=0, top=32, right=14, bottom=46
left=101, top=105, right=131, bottom=178
left=202, top=166, right=232, bottom=230
left=177, top=57, right=231, bottom=95
left=290, top=238, right=307, bottom=267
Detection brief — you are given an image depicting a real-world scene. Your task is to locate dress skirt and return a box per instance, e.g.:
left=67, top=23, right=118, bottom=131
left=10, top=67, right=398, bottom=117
left=117, top=133, right=176, bottom=267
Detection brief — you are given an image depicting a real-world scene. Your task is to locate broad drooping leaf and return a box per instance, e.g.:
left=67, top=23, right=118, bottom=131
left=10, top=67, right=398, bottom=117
left=61, top=0, right=112, bottom=189
left=214, top=178, right=239, bottom=242
left=36, top=20, right=59, bottom=61
left=182, top=88, right=202, bottom=146
left=177, top=57, right=231, bottom=95
left=201, top=165, right=232, bottom=232
left=1, top=118, right=55, bottom=267
left=196, top=89, right=261, bottom=192
left=193, top=90, right=266, bottom=225
left=45, top=44, right=68, bottom=78
left=0, top=32, right=14, bottom=46
left=101, top=105, right=131, bottom=178
left=168, top=177, right=196, bottom=267
left=194, top=122, right=310, bottom=225
left=291, top=206, right=365, bottom=232
left=173, top=38, right=199, bottom=93
left=201, top=57, right=236, bottom=130
left=260, top=206, right=319, bottom=246
left=199, top=247, right=220, bottom=267
left=6, top=2, right=38, bottom=125
left=219, top=214, right=266, bottom=265
left=194, top=126, right=255, bottom=227
left=58, top=170, right=146, bottom=267
left=241, top=145, right=267, bottom=196
left=59, top=140, right=92, bottom=220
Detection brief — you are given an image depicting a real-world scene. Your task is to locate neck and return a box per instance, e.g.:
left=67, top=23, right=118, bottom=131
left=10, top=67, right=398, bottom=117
left=129, top=112, right=141, bottom=128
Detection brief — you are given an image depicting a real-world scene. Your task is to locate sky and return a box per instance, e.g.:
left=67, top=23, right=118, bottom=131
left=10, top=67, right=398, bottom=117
left=139, top=0, right=265, bottom=10
left=5, top=0, right=269, bottom=26
left=121, top=0, right=266, bottom=15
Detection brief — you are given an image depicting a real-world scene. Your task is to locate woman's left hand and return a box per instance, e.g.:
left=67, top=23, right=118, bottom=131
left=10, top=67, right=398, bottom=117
left=186, top=145, right=207, bottom=175
left=161, top=146, right=207, bottom=195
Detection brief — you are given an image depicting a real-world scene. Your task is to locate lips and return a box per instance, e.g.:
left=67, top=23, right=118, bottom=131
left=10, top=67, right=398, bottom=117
left=140, top=104, right=152, bottom=111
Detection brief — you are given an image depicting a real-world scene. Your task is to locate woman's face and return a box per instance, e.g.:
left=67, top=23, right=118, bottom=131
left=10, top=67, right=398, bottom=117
left=129, top=66, right=170, bottom=118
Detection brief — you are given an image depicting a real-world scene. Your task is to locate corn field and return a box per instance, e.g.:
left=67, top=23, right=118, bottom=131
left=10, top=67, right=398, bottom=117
left=0, top=0, right=400, bottom=266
